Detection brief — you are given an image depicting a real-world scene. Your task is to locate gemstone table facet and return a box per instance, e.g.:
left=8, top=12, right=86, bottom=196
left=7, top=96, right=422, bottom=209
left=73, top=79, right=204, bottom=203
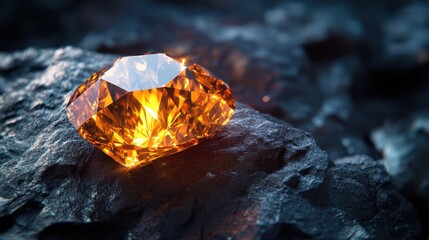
left=66, top=53, right=235, bottom=167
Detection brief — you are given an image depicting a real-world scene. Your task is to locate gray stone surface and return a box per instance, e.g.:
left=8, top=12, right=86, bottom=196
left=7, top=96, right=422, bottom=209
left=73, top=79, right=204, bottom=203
left=0, top=47, right=421, bottom=239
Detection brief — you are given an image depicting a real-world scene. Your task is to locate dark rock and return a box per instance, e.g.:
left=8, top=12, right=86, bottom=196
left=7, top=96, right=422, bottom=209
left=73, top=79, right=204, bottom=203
left=0, top=47, right=421, bottom=239
left=371, top=112, right=429, bottom=236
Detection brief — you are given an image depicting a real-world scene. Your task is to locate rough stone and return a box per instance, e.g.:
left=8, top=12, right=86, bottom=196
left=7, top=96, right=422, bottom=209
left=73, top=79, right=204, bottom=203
left=0, top=47, right=421, bottom=239
left=372, top=111, right=429, bottom=235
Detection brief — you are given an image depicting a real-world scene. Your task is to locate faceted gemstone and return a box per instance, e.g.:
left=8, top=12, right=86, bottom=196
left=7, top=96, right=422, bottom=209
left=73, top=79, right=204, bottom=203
left=66, top=53, right=235, bottom=167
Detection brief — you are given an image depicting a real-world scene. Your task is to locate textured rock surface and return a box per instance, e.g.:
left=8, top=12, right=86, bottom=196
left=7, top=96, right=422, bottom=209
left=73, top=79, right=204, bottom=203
left=371, top=112, right=429, bottom=233
left=0, top=48, right=421, bottom=239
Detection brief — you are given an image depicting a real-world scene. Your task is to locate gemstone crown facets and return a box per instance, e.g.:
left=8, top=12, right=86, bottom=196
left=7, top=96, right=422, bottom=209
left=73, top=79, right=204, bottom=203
left=66, top=53, right=235, bottom=167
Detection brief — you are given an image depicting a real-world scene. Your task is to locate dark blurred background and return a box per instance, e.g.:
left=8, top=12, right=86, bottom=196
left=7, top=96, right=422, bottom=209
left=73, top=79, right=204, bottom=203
left=1, top=0, right=428, bottom=237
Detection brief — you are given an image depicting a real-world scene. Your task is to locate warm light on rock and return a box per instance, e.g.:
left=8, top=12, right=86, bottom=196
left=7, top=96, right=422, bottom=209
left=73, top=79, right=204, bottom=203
left=66, top=53, right=235, bottom=167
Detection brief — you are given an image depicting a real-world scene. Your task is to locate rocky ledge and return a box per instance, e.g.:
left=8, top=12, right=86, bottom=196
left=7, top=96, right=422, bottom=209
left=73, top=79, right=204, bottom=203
left=0, top=47, right=421, bottom=239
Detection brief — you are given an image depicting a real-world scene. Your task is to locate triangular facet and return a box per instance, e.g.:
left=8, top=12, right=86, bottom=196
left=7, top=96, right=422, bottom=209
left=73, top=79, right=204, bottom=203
left=66, top=80, right=101, bottom=129
left=67, top=65, right=111, bottom=106
left=164, top=68, right=208, bottom=93
left=97, top=80, right=128, bottom=111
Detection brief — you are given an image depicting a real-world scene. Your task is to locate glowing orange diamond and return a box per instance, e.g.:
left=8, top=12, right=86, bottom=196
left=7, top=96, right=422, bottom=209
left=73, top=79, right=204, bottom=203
left=66, top=53, right=235, bottom=167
